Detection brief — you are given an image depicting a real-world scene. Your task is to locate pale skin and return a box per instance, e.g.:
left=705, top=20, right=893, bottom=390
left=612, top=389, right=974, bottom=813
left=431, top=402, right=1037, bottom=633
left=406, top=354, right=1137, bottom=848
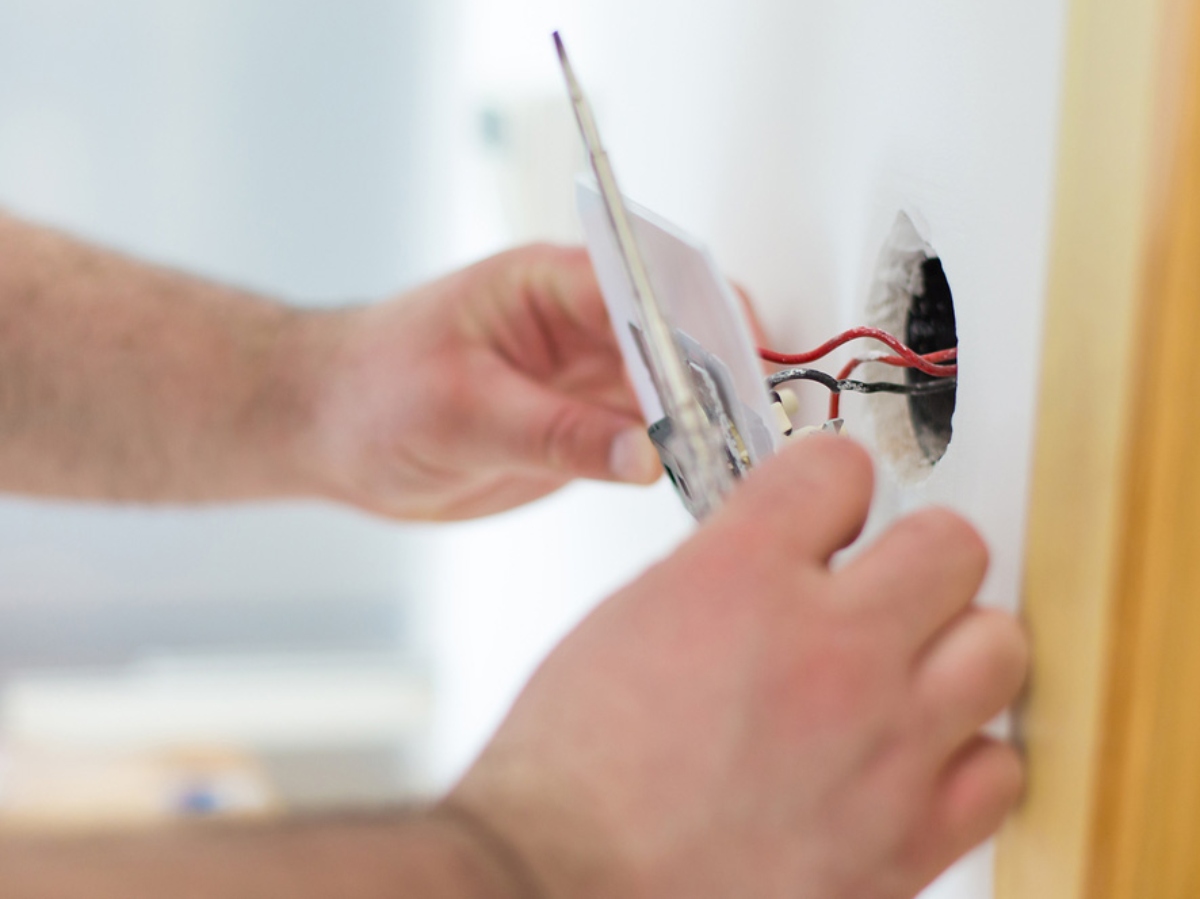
left=0, top=213, right=1028, bottom=899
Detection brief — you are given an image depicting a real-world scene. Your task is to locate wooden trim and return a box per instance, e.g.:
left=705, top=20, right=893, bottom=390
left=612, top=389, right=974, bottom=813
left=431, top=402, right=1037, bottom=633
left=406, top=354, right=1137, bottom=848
left=996, top=0, right=1200, bottom=896
left=1086, top=1, right=1200, bottom=893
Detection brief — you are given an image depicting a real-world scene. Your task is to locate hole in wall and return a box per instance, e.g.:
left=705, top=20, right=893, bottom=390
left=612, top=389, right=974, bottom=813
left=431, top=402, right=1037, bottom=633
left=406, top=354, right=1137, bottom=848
left=863, top=213, right=958, bottom=482
left=904, top=256, right=957, bottom=464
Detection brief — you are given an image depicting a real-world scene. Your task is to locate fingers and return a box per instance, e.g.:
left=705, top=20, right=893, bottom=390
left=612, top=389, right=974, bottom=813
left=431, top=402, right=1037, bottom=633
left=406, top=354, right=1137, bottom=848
left=486, top=244, right=644, bottom=412
left=494, top=373, right=661, bottom=485
left=841, top=508, right=989, bottom=646
left=911, top=736, right=1024, bottom=880
left=724, top=435, right=875, bottom=564
left=607, top=426, right=663, bottom=484
left=913, top=608, right=1028, bottom=753
left=518, top=244, right=615, bottom=341
left=896, top=606, right=1025, bottom=886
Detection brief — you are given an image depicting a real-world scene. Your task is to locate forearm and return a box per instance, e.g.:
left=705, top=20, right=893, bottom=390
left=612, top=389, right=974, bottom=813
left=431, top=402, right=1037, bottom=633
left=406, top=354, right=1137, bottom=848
left=0, top=213, right=334, bottom=503
left=0, top=808, right=541, bottom=899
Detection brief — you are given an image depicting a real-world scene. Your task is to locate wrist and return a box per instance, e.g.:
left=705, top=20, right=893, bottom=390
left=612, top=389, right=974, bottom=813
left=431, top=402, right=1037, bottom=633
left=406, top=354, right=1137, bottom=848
left=262, top=304, right=362, bottom=505
left=448, top=761, right=645, bottom=899
left=274, top=292, right=458, bottom=519
left=425, top=801, right=551, bottom=899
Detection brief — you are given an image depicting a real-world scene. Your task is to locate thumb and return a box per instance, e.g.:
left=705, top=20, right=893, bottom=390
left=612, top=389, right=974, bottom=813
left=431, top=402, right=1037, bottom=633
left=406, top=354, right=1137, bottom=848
left=493, top=378, right=662, bottom=484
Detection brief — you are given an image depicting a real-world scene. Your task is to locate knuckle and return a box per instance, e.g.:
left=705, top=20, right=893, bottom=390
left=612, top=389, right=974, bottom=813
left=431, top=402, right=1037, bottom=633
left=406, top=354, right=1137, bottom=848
left=488, top=243, right=558, bottom=282
left=903, top=508, right=989, bottom=571
left=514, top=240, right=558, bottom=258
left=524, top=241, right=581, bottom=270
left=540, top=404, right=586, bottom=470
left=984, top=742, right=1026, bottom=806
left=796, top=435, right=875, bottom=496
left=796, top=628, right=896, bottom=723
left=924, top=614, right=1029, bottom=733
left=981, top=612, right=1031, bottom=692
left=830, top=436, right=875, bottom=484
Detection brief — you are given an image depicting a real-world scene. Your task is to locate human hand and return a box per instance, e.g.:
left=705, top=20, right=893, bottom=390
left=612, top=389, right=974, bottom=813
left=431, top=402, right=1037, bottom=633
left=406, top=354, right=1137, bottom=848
left=301, top=244, right=661, bottom=520
left=446, top=436, right=1028, bottom=899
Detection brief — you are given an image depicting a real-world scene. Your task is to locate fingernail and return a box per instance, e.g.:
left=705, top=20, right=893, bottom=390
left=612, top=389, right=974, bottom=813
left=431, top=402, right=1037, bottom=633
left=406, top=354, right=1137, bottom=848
left=609, top=427, right=661, bottom=484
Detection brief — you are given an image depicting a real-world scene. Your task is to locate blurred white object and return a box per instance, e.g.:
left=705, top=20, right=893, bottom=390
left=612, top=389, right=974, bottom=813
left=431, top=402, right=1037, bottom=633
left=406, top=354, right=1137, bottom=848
left=0, top=652, right=431, bottom=823
left=2, top=653, right=428, bottom=752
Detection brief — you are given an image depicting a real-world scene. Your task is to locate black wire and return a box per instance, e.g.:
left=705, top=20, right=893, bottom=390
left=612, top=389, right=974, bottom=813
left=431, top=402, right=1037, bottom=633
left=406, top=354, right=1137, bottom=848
left=842, top=377, right=957, bottom=397
left=766, top=368, right=958, bottom=397
left=767, top=368, right=840, bottom=392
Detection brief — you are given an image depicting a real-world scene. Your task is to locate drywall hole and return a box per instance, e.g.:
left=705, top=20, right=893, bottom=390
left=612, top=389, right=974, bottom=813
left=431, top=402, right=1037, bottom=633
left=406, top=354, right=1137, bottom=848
left=864, top=213, right=958, bottom=481
left=905, top=256, right=957, bottom=463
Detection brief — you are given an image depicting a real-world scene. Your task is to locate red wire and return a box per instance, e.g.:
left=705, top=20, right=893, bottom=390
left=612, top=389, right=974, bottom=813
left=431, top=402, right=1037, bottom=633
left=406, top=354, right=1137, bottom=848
left=836, top=347, right=958, bottom=381
left=827, top=348, right=958, bottom=420
left=759, top=327, right=959, bottom=378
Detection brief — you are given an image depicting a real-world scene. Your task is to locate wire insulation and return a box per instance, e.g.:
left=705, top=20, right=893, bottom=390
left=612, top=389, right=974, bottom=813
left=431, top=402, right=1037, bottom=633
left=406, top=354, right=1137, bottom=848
left=759, top=327, right=958, bottom=378
left=768, top=368, right=957, bottom=424
left=831, top=348, right=958, bottom=419
left=767, top=368, right=958, bottom=396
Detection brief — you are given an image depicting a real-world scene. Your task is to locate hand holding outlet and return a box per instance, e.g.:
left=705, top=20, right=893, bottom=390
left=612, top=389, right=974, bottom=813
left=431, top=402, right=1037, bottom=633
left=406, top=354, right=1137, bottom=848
left=302, top=244, right=662, bottom=521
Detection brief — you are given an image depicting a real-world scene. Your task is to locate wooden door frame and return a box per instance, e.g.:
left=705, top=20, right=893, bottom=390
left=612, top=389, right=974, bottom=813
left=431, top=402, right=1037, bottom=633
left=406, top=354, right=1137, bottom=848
left=996, top=0, right=1200, bottom=895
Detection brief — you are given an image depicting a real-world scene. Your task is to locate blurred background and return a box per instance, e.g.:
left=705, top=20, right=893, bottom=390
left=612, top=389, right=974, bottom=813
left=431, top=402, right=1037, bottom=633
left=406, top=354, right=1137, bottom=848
left=0, top=0, right=701, bottom=829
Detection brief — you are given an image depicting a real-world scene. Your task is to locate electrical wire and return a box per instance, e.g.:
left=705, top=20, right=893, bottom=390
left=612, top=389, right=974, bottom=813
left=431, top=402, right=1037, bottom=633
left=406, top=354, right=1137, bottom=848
left=767, top=368, right=958, bottom=396
left=840, top=378, right=956, bottom=397
left=767, top=368, right=840, bottom=393
left=834, top=347, right=958, bottom=382
left=759, top=327, right=959, bottom=378
left=830, top=347, right=958, bottom=419
left=768, top=367, right=957, bottom=426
